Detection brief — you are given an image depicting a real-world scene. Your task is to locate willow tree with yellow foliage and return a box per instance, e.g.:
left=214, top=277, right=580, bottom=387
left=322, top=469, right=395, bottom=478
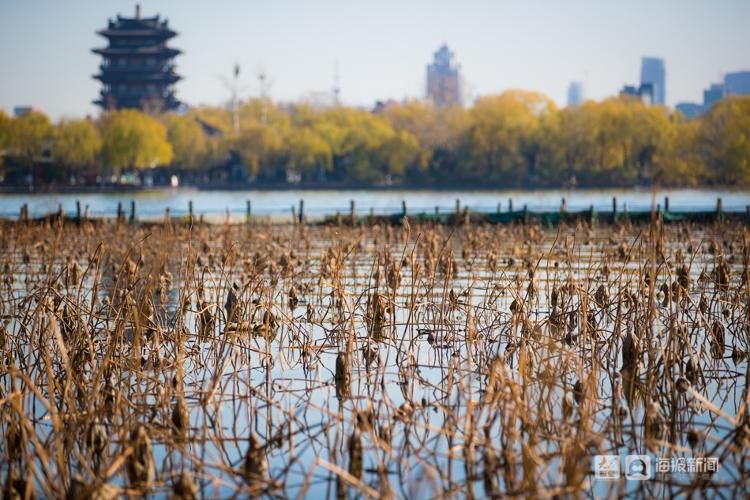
left=53, top=118, right=102, bottom=171
left=459, top=91, right=556, bottom=185
left=7, top=112, right=53, bottom=166
left=7, top=92, right=750, bottom=188
left=163, top=114, right=211, bottom=170
left=698, top=95, right=750, bottom=185
left=0, top=111, right=10, bottom=176
left=100, top=109, right=173, bottom=174
left=0, top=111, right=10, bottom=152
left=306, top=106, right=418, bottom=183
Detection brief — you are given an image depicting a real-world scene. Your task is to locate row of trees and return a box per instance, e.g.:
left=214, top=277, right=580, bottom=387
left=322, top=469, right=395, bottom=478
left=1, top=91, right=749, bottom=187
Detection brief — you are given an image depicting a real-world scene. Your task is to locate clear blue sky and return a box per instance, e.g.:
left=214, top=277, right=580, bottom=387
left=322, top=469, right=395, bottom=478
left=1, top=0, right=749, bottom=120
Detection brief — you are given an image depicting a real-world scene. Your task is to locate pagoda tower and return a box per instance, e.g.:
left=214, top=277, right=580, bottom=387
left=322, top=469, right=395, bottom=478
left=92, top=4, right=181, bottom=112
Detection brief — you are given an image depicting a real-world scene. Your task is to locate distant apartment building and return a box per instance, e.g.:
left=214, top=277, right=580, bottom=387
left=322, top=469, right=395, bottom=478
left=12, top=106, right=43, bottom=117
left=675, top=102, right=703, bottom=120
left=724, top=71, right=750, bottom=96
left=567, top=81, right=583, bottom=107
left=703, top=83, right=724, bottom=108
left=673, top=71, right=749, bottom=120
left=676, top=83, right=723, bottom=119
left=426, top=44, right=461, bottom=108
left=620, top=83, right=654, bottom=105
left=640, top=57, right=666, bottom=105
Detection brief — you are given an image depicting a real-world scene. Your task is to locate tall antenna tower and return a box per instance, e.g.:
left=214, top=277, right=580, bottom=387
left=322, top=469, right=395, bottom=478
left=220, top=63, right=243, bottom=134
left=333, top=60, right=341, bottom=107
left=231, top=63, right=240, bottom=133
left=257, top=66, right=274, bottom=126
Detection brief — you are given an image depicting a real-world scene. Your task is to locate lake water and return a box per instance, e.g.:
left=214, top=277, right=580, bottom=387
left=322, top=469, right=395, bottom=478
left=0, top=188, right=748, bottom=220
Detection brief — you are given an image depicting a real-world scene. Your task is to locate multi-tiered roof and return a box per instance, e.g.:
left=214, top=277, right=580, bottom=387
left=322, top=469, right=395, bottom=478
left=92, top=5, right=181, bottom=111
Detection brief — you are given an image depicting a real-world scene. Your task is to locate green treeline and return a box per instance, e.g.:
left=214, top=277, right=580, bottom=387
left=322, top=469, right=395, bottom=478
left=1, top=90, right=749, bottom=187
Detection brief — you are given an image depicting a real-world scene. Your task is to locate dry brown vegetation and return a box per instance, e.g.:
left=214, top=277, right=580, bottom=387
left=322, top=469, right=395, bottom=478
left=0, top=216, right=749, bottom=498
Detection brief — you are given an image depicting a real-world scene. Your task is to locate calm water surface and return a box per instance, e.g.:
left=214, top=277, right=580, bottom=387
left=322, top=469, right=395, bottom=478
left=1, top=188, right=748, bottom=219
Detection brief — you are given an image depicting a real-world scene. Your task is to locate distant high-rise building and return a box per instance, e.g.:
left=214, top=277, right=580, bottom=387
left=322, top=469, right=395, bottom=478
left=92, top=4, right=181, bottom=112
left=567, top=81, right=583, bottom=107
left=620, top=83, right=653, bottom=105
left=13, top=106, right=42, bottom=118
left=675, top=102, right=704, bottom=120
left=703, top=83, right=724, bottom=109
left=426, top=45, right=461, bottom=108
left=674, top=70, right=750, bottom=120
left=640, top=57, right=665, bottom=105
left=724, top=71, right=750, bottom=96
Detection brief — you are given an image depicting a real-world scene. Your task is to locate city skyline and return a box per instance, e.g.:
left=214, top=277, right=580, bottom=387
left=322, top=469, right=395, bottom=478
left=1, top=0, right=749, bottom=120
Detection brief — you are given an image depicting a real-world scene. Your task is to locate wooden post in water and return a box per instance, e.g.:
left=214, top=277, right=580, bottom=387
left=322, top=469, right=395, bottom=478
left=402, top=200, right=407, bottom=217
left=76, top=200, right=82, bottom=221
left=561, top=197, right=567, bottom=213
left=129, top=200, right=136, bottom=223
left=508, top=199, right=513, bottom=213
left=523, top=204, right=528, bottom=224
left=716, top=198, right=722, bottom=221
left=298, top=199, right=304, bottom=224
left=117, top=202, right=123, bottom=222
left=589, top=204, right=595, bottom=224
left=349, top=200, right=356, bottom=226
left=165, top=207, right=171, bottom=223
left=664, top=196, right=670, bottom=213
left=611, top=197, right=617, bottom=223
left=246, top=200, right=252, bottom=224
left=188, top=200, right=193, bottom=223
